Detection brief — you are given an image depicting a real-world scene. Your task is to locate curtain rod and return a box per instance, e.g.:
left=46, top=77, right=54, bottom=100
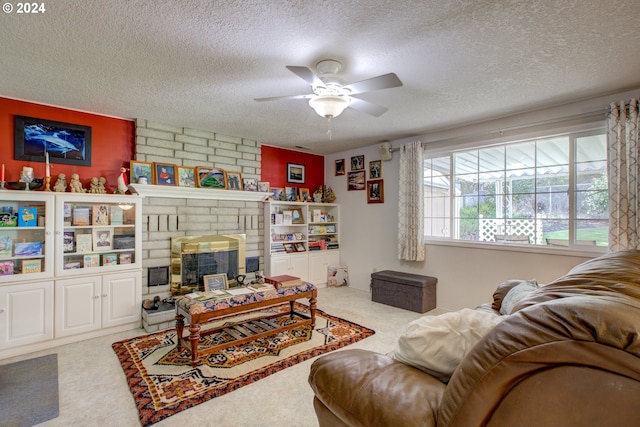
left=393, top=109, right=608, bottom=151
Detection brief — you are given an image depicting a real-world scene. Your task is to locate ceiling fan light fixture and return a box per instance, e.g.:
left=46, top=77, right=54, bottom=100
left=308, top=95, right=351, bottom=119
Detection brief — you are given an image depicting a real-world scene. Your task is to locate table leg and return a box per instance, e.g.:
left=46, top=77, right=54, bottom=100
left=188, top=323, right=201, bottom=367
left=309, top=294, right=317, bottom=328
left=289, top=300, right=295, bottom=319
left=175, top=314, right=185, bottom=350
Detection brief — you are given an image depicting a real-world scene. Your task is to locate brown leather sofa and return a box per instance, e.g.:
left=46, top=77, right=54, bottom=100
left=308, top=250, right=640, bottom=427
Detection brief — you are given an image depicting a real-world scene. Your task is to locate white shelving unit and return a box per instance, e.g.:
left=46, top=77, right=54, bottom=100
left=264, top=201, right=340, bottom=285
left=0, top=191, right=142, bottom=358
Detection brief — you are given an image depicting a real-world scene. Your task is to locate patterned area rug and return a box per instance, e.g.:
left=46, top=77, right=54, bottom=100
left=112, top=302, right=374, bottom=426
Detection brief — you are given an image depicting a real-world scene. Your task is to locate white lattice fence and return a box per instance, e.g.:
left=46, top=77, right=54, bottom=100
left=479, top=218, right=543, bottom=244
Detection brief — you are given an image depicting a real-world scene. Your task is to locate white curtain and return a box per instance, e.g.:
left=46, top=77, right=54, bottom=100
left=398, top=141, right=425, bottom=261
left=607, top=99, right=640, bottom=251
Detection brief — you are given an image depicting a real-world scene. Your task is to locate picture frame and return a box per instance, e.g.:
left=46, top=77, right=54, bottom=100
left=335, top=159, right=345, bottom=176
left=348, top=171, right=366, bottom=190
left=369, top=160, right=382, bottom=179
left=154, top=163, right=177, bottom=186
left=287, top=163, right=305, bottom=183
left=271, top=187, right=284, bottom=201
left=176, top=166, right=196, bottom=187
left=283, top=243, right=296, bottom=253
left=196, top=167, right=226, bottom=188
left=14, top=115, right=92, bottom=166
left=299, top=187, right=311, bottom=202
left=243, top=178, right=258, bottom=191
left=295, top=242, right=306, bottom=252
left=367, top=179, right=384, bottom=203
left=285, top=186, right=298, bottom=201
left=92, top=227, right=113, bottom=251
left=203, top=273, right=228, bottom=291
left=258, top=181, right=270, bottom=192
left=130, top=160, right=154, bottom=185
left=225, top=171, right=243, bottom=190
left=289, top=207, right=304, bottom=224
left=351, top=155, right=365, bottom=171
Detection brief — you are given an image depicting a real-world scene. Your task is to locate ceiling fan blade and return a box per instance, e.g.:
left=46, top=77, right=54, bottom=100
left=254, top=94, right=312, bottom=102
left=348, top=97, right=389, bottom=117
left=286, top=66, right=324, bottom=87
left=344, top=73, right=403, bottom=95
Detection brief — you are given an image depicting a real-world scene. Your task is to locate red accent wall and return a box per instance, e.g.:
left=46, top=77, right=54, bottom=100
left=261, top=145, right=324, bottom=193
left=0, top=97, right=135, bottom=191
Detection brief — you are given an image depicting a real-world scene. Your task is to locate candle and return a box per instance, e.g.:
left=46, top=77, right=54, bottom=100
left=1, top=164, right=4, bottom=182
left=45, top=152, right=50, bottom=177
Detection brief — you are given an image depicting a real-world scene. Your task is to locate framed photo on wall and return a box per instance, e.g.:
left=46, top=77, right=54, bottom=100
left=14, top=115, right=92, bottom=166
left=130, top=160, right=154, bottom=184
left=287, top=163, right=305, bottom=183
left=367, top=179, right=384, bottom=203
left=350, top=155, right=365, bottom=171
left=176, top=166, right=196, bottom=187
left=335, top=159, right=345, bottom=176
left=348, top=171, right=366, bottom=191
left=154, top=163, right=177, bottom=185
left=369, top=160, right=382, bottom=179
left=203, top=273, right=228, bottom=291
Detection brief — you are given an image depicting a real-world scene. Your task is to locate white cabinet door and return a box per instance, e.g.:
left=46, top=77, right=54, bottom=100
left=308, top=251, right=340, bottom=284
left=269, top=256, right=290, bottom=277
left=102, top=271, right=141, bottom=329
left=0, top=281, right=54, bottom=349
left=55, top=276, right=101, bottom=337
left=289, top=253, right=309, bottom=280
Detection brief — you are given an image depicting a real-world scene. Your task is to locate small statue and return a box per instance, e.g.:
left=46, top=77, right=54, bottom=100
left=115, top=167, right=129, bottom=194
left=313, top=186, right=324, bottom=203
left=97, top=177, right=107, bottom=194
left=89, top=177, right=100, bottom=194
left=53, top=173, right=67, bottom=192
left=69, top=173, right=86, bottom=193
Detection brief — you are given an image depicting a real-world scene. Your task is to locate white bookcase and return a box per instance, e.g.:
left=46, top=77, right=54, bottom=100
left=264, top=201, right=340, bottom=285
left=0, top=192, right=142, bottom=358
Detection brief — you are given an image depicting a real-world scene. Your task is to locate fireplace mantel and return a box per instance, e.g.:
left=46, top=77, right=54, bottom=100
left=129, top=184, right=271, bottom=201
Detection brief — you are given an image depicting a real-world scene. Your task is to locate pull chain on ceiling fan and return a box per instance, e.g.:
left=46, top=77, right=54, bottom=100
left=254, top=59, right=403, bottom=119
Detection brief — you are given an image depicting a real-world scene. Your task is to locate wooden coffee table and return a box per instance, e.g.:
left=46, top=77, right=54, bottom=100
left=174, top=282, right=317, bottom=366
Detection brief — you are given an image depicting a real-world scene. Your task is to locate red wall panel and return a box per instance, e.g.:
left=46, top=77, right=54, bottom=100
left=261, top=145, right=325, bottom=194
left=0, top=97, right=135, bottom=192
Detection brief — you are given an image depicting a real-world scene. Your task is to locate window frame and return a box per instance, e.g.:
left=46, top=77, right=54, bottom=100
left=423, top=124, right=608, bottom=255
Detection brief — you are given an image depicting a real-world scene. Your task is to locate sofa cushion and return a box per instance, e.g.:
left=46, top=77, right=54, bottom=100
left=499, top=279, right=539, bottom=315
left=388, top=308, right=504, bottom=383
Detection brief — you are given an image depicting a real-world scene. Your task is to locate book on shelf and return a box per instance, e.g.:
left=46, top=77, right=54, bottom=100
left=76, top=233, right=93, bottom=253
left=0, top=260, right=14, bottom=275
left=63, top=231, right=75, bottom=253
left=0, top=235, right=13, bottom=257
left=21, top=259, right=42, bottom=274
left=83, top=254, right=100, bottom=268
left=72, top=207, right=90, bottom=226
left=92, top=204, right=110, bottom=226
left=102, top=253, right=118, bottom=266
left=264, top=274, right=302, bottom=289
left=17, top=207, right=37, bottom=226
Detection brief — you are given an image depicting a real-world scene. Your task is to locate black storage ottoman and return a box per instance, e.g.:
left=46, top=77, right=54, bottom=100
left=370, top=270, right=437, bottom=313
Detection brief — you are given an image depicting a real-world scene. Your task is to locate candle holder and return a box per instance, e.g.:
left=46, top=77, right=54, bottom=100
left=45, top=176, right=51, bottom=192
left=0, top=180, right=6, bottom=191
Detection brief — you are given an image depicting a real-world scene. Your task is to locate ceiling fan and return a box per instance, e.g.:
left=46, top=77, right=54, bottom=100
left=254, top=59, right=403, bottom=119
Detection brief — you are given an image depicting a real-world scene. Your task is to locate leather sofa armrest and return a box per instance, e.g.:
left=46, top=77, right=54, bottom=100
left=438, top=296, right=640, bottom=427
left=309, top=349, right=446, bottom=427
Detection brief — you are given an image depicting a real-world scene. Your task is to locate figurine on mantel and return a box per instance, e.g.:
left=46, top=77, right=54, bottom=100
left=89, top=176, right=108, bottom=194
left=69, top=173, right=86, bottom=193
left=115, top=167, right=129, bottom=194
left=53, top=173, right=67, bottom=192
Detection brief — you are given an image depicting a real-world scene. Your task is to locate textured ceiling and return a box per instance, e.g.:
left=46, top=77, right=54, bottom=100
left=1, top=0, right=640, bottom=154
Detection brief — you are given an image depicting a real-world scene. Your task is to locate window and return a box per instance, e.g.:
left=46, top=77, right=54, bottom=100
left=424, top=129, right=608, bottom=248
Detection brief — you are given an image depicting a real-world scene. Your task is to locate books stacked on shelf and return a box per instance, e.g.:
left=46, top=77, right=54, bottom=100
left=271, top=243, right=286, bottom=253
left=264, top=274, right=302, bottom=289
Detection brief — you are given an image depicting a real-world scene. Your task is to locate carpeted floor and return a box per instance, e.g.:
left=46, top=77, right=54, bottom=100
left=112, top=302, right=374, bottom=427
left=0, top=354, right=59, bottom=427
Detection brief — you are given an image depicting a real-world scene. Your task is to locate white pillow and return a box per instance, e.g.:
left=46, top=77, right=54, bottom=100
left=499, top=280, right=539, bottom=315
left=388, top=308, right=504, bottom=383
